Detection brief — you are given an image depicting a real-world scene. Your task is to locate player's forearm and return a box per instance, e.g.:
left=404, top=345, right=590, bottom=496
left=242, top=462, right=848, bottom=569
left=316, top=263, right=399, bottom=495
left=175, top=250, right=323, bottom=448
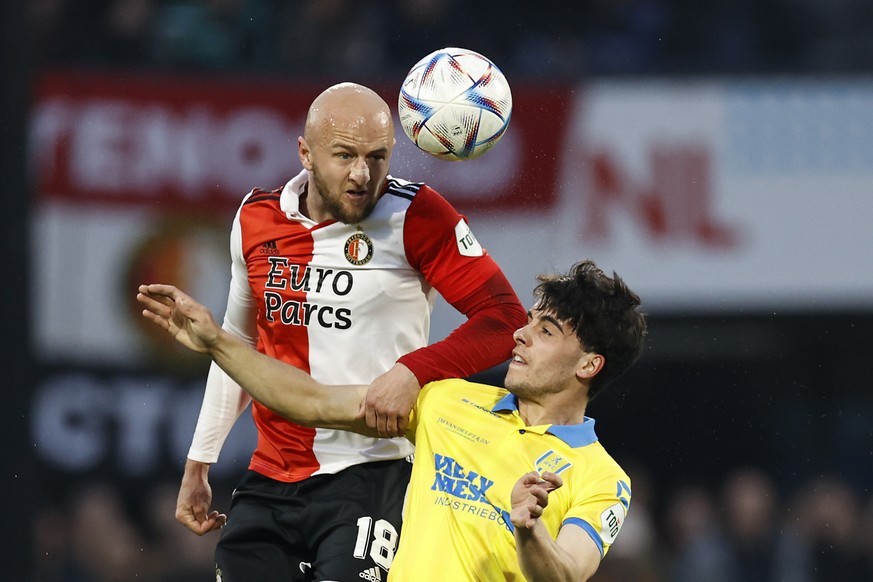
left=187, top=362, right=252, bottom=463
left=207, top=329, right=370, bottom=433
left=514, top=525, right=593, bottom=582
left=400, top=272, right=526, bottom=383
left=187, top=281, right=258, bottom=463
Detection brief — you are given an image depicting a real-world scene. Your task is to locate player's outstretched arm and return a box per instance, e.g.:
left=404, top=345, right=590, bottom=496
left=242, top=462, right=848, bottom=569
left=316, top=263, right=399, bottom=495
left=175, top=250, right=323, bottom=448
left=137, top=284, right=373, bottom=435
left=510, top=471, right=601, bottom=581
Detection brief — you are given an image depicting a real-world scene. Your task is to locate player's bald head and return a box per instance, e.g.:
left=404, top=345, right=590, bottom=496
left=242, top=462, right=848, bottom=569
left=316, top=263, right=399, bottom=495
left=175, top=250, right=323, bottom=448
left=304, top=83, right=394, bottom=144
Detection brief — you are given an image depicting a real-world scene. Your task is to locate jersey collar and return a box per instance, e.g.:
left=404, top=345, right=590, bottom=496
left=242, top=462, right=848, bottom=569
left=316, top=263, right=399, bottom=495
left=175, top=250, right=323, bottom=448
left=280, top=169, right=316, bottom=225
left=492, top=392, right=599, bottom=448
left=279, top=169, right=393, bottom=225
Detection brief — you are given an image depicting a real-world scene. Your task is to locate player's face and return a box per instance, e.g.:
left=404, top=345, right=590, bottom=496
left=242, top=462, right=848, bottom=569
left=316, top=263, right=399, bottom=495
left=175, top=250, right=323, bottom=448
left=504, top=308, right=589, bottom=400
left=302, top=110, right=394, bottom=224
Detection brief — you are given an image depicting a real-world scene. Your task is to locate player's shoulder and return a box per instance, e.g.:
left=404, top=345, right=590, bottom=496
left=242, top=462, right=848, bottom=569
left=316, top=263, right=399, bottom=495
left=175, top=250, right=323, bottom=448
left=421, top=379, right=507, bottom=406
left=242, top=187, right=282, bottom=207
left=423, top=378, right=469, bottom=392
left=579, top=438, right=630, bottom=486
left=384, top=176, right=425, bottom=199
left=384, top=176, right=450, bottom=205
left=384, top=176, right=461, bottom=227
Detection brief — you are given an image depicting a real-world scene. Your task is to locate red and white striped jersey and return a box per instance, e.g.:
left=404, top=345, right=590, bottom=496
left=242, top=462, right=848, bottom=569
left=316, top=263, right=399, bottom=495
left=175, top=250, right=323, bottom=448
left=191, top=169, right=505, bottom=482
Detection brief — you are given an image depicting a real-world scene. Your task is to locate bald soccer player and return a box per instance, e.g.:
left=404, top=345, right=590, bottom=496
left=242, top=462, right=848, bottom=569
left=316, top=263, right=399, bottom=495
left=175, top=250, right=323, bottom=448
left=173, top=82, right=525, bottom=581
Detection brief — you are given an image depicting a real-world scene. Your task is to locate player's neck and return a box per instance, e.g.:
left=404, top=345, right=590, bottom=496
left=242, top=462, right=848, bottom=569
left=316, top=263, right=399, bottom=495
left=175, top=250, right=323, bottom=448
left=298, top=183, right=311, bottom=219
left=518, top=395, right=588, bottom=427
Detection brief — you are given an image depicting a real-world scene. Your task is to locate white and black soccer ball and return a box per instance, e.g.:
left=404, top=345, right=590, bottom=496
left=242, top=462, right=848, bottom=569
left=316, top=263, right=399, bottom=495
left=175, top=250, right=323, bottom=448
left=398, top=47, right=512, bottom=161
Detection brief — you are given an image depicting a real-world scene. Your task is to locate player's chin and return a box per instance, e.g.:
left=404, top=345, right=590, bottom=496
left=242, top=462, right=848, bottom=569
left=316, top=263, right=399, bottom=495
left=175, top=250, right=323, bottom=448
left=341, top=196, right=376, bottom=222
left=505, top=359, right=527, bottom=378
left=502, top=372, right=524, bottom=394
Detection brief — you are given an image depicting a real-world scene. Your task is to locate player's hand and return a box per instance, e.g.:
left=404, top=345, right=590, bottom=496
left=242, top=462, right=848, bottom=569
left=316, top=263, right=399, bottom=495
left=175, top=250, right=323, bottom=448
left=510, top=471, right=563, bottom=529
left=176, top=459, right=227, bottom=535
left=360, top=363, right=420, bottom=437
left=137, top=284, right=220, bottom=353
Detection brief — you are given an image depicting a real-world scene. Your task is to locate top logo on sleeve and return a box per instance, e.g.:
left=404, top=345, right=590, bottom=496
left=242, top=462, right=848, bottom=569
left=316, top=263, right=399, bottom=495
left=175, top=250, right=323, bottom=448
left=454, top=219, right=484, bottom=257
left=599, top=502, right=627, bottom=545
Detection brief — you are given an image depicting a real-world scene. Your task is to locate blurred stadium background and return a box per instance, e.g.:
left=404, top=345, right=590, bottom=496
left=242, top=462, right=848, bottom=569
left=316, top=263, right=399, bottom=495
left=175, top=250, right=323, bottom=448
left=4, top=0, right=873, bottom=580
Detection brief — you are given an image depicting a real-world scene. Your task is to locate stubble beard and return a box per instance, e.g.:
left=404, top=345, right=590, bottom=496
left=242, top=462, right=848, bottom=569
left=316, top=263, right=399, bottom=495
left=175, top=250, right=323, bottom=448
left=504, top=370, right=563, bottom=401
left=311, top=167, right=378, bottom=225
left=503, top=373, right=535, bottom=400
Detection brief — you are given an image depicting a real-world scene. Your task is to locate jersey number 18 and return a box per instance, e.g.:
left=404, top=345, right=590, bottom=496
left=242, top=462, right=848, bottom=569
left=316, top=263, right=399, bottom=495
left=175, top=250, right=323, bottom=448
left=353, top=516, right=399, bottom=570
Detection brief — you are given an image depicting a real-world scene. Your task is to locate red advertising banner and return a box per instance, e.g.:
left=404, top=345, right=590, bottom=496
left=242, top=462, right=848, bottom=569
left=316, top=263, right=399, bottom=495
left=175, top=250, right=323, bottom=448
left=31, top=69, right=570, bottom=213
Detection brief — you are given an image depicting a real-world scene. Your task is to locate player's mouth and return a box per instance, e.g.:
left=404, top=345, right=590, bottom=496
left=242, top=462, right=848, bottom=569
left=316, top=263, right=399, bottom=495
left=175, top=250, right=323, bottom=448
left=345, top=189, right=370, bottom=203
left=510, top=351, right=526, bottom=366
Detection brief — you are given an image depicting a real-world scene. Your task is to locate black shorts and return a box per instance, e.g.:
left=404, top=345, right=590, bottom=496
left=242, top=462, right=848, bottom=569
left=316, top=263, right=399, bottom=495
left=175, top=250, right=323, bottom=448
left=215, top=458, right=412, bottom=582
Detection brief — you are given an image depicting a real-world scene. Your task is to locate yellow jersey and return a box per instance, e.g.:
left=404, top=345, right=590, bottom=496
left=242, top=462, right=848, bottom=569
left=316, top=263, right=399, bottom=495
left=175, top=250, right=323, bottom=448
left=388, top=379, right=631, bottom=581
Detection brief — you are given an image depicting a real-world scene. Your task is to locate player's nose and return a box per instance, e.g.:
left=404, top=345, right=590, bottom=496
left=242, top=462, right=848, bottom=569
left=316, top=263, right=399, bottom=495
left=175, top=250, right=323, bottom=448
left=349, top=158, right=370, bottom=185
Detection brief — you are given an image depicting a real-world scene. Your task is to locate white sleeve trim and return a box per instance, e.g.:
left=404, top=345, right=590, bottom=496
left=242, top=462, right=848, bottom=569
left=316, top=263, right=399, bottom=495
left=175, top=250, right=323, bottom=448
left=187, top=201, right=257, bottom=464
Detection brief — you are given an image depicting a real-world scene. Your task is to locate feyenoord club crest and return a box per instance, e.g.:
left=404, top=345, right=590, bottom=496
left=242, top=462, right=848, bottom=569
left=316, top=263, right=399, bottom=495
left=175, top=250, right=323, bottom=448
left=344, top=232, right=373, bottom=265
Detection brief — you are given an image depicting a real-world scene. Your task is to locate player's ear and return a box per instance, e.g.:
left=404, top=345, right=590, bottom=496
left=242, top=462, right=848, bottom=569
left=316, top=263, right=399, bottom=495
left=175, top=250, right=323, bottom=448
left=576, top=353, right=604, bottom=381
left=298, top=136, right=313, bottom=170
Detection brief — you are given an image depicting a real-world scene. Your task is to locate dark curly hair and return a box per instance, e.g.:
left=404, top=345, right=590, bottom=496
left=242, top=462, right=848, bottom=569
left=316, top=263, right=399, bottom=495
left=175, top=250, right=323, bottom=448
left=533, top=259, right=647, bottom=400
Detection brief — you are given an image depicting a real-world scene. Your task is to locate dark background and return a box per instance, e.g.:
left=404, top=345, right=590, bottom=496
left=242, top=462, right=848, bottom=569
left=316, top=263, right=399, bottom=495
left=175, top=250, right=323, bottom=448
left=4, top=0, right=35, bottom=579
left=7, top=1, right=873, bottom=580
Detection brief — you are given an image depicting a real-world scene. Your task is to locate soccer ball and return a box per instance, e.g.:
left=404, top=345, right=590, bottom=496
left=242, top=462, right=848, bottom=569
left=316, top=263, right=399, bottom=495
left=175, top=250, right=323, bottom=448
left=398, top=47, right=512, bottom=161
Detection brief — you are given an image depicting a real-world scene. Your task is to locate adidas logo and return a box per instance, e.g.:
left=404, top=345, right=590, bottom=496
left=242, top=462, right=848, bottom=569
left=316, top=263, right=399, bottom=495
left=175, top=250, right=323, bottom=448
left=260, top=240, right=279, bottom=255
left=358, top=566, right=383, bottom=581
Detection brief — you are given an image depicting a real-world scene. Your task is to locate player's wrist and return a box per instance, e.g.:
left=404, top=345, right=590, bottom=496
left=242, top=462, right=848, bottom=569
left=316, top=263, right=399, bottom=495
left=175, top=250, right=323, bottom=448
left=391, top=362, right=421, bottom=388
left=208, top=328, right=238, bottom=356
left=184, top=458, right=211, bottom=477
left=395, top=355, right=429, bottom=387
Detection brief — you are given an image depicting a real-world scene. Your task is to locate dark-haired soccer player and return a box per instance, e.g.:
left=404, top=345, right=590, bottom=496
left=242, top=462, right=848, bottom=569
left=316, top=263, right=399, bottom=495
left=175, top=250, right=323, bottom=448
left=140, top=259, right=646, bottom=580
